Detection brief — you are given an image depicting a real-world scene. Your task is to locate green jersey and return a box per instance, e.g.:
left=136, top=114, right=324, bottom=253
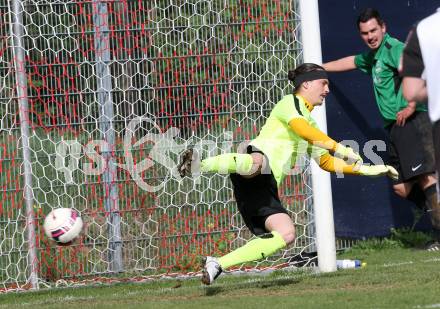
left=354, top=33, right=427, bottom=127
left=250, top=94, right=328, bottom=185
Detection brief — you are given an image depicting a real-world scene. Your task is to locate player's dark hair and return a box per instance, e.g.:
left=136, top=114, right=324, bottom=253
left=357, top=8, right=384, bottom=29
left=288, top=63, right=326, bottom=92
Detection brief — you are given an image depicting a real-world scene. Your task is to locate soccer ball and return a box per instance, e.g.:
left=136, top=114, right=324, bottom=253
left=43, top=208, right=83, bottom=244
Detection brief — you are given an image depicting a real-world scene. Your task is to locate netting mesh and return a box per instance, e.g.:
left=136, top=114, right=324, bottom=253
left=0, top=0, right=316, bottom=292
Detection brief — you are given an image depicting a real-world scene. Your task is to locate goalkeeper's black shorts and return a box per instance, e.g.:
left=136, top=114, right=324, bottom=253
left=229, top=145, right=288, bottom=236
left=388, top=111, right=435, bottom=182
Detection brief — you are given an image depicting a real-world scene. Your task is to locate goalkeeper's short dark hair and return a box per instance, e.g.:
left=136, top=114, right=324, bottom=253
left=288, top=63, right=326, bottom=91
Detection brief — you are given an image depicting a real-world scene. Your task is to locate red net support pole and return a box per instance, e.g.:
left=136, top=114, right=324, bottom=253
left=92, top=0, right=123, bottom=273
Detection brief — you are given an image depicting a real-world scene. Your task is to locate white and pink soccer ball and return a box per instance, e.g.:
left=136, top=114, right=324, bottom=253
left=43, top=208, right=83, bottom=244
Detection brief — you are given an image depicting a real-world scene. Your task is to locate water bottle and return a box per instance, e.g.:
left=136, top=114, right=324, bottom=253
left=336, top=259, right=366, bottom=269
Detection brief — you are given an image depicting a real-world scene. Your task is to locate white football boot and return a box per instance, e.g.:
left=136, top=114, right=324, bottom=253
left=201, top=256, right=222, bottom=285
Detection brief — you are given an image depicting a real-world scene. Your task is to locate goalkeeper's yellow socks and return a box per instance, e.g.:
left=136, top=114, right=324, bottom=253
left=200, top=153, right=254, bottom=175
left=218, top=231, right=287, bottom=269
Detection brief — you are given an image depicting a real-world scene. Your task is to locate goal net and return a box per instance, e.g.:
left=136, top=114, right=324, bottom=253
left=0, top=0, right=317, bottom=292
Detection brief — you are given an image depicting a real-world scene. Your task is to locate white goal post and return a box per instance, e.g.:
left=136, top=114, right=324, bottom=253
left=299, top=0, right=337, bottom=273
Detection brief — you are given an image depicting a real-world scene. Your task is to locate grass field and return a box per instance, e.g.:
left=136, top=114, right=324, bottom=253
left=2, top=232, right=440, bottom=309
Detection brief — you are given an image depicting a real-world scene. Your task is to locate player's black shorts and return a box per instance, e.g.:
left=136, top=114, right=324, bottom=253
left=387, top=111, right=435, bottom=183
left=229, top=146, right=288, bottom=236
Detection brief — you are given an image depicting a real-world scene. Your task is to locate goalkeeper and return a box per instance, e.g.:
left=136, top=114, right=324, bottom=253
left=177, top=63, right=398, bottom=285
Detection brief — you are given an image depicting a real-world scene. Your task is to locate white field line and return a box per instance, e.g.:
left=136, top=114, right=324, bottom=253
left=3, top=257, right=440, bottom=306
left=422, top=257, right=440, bottom=263
left=382, top=257, right=440, bottom=268
left=382, top=261, right=414, bottom=267
left=413, top=303, right=440, bottom=308
left=386, top=258, right=440, bottom=309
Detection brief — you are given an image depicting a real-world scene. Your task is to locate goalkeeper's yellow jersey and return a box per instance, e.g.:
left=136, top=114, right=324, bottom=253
left=250, top=94, right=328, bottom=185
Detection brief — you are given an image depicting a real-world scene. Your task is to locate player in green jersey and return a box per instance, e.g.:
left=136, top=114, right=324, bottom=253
left=323, top=8, right=440, bottom=251
left=178, top=63, right=398, bottom=285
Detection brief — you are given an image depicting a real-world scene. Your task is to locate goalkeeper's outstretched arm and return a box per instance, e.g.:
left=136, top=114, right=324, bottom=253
left=289, top=118, right=362, bottom=163
left=288, top=117, right=398, bottom=180
left=317, top=153, right=399, bottom=180
left=318, top=153, right=360, bottom=175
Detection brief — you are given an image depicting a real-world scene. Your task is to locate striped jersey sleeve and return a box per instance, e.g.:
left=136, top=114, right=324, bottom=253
left=401, top=27, right=424, bottom=77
